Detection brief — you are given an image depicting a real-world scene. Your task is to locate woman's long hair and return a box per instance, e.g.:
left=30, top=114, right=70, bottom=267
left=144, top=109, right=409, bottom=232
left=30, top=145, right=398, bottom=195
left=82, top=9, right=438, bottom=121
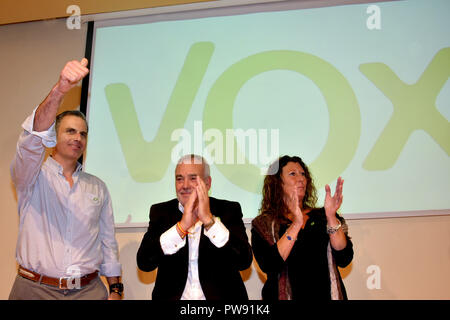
left=259, top=155, right=318, bottom=221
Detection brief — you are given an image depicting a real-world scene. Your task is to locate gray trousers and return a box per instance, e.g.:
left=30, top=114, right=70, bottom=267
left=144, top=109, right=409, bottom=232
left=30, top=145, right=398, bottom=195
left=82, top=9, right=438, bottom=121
left=8, top=274, right=108, bottom=300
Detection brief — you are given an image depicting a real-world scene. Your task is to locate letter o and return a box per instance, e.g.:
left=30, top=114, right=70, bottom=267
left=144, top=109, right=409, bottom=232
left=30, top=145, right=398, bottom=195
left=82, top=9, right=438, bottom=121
left=203, top=50, right=360, bottom=193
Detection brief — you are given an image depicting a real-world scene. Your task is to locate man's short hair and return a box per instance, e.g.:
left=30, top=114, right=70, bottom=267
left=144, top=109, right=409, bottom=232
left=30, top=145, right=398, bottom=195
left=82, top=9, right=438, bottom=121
left=55, top=110, right=88, bottom=134
left=176, top=154, right=210, bottom=178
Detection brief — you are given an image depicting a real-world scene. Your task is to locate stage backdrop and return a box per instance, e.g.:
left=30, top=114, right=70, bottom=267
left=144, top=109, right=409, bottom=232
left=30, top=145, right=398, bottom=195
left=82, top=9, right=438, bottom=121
left=81, top=0, right=450, bottom=227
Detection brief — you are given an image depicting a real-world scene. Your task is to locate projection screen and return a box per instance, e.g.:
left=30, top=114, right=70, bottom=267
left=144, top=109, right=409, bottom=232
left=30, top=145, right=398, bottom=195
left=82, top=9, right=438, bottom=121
left=81, top=0, right=450, bottom=227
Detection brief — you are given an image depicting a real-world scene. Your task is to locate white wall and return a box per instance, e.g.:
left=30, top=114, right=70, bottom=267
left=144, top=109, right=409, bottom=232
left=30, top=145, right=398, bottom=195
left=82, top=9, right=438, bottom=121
left=1, top=18, right=449, bottom=300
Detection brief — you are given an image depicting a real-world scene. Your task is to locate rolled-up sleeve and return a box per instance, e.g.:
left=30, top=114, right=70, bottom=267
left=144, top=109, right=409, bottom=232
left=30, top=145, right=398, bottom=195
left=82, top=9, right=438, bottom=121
left=98, top=187, right=122, bottom=277
left=332, top=238, right=353, bottom=268
left=21, top=107, right=57, bottom=148
left=11, top=107, right=57, bottom=198
left=251, top=227, right=285, bottom=274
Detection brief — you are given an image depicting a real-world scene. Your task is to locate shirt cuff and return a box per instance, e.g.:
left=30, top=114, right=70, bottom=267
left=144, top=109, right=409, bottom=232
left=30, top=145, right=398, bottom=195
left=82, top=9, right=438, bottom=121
left=204, top=217, right=229, bottom=248
left=22, top=106, right=57, bottom=148
left=160, top=224, right=186, bottom=255
left=100, top=262, right=122, bottom=278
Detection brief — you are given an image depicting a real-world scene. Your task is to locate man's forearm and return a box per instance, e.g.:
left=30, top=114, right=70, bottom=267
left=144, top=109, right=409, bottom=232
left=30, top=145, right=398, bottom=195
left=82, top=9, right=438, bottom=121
left=33, top=84, right=65, bottom=132
left=106, top=276, right=120, bottom=285
left=106, top=276, right=122, bottom=299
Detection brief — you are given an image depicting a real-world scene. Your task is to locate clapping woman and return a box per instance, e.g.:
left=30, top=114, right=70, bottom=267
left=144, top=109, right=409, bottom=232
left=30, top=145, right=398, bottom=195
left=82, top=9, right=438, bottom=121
left=251, top=155, right=353, bottom=300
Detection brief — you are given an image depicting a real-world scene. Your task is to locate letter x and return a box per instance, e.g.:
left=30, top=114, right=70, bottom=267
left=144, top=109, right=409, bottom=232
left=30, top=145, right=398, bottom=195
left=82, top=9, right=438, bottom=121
left=360, top=48, right=450, bottom=170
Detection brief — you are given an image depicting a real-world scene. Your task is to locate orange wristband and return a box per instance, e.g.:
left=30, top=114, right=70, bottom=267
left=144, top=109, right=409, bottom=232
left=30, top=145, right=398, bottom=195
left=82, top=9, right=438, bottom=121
left=177, top=222, right=190, bottom=236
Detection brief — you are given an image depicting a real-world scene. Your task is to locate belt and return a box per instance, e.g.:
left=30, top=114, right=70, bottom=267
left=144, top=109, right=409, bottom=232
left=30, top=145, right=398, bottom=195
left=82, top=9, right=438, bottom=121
left=18, top=265, right=98, bottom=290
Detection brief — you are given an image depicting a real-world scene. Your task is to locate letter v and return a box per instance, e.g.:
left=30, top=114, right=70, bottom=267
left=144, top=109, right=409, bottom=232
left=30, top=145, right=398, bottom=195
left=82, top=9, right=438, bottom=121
left=360, top=47, right=450, bottom=170
left=104, top=42, right=214, bottom=182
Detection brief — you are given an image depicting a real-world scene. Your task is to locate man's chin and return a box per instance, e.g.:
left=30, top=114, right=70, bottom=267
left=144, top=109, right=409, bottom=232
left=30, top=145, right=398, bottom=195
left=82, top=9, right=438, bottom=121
left=70, top=153, right=83, bottom=161
left=53, top=151, right=83, bottom=162
left=177, top=195, right=188, bottom=206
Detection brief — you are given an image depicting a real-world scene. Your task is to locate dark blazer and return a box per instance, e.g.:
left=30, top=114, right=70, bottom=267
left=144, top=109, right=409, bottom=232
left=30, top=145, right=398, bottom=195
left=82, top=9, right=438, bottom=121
left=137, top=197, right=253, bottom=300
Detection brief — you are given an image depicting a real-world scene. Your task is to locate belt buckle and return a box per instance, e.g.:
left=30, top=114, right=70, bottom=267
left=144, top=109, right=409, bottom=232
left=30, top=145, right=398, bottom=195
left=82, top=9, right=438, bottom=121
left=59, top=277, right=68, bottom=289
left=58, top=277, right=67, bottom=289
left=60, top=276, right=81, bottom=289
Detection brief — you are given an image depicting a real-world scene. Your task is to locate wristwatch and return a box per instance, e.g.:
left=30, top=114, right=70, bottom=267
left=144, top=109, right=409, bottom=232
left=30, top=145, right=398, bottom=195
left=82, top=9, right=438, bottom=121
left=109, top=283, right=124, bottom=296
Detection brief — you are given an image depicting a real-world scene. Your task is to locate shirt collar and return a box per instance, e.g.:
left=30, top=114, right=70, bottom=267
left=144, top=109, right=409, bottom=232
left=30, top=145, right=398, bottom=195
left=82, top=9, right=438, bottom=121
left=45, top=156, right=82, bottom=176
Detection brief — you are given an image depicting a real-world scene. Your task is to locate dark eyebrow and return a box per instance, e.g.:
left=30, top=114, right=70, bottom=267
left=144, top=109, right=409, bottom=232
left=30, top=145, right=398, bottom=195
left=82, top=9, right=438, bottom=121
left=65, top=127, right=87, bottom=134
left=176, top=173, right=198, bottom=179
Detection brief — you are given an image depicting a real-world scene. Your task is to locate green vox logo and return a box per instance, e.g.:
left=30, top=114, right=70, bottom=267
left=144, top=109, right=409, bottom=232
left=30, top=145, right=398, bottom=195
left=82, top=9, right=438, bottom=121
left=104, top=42, right=450, bottom=193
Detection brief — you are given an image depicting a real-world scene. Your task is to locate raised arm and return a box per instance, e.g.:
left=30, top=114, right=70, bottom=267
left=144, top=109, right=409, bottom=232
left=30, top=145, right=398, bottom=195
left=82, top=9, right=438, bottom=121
left=34, top=58, right=89, bottom=131
left=276, top=190, right=303, bottom=261
left=11, top=59, right=90, bottom=190
left=324, top=177, right=347, bottom=251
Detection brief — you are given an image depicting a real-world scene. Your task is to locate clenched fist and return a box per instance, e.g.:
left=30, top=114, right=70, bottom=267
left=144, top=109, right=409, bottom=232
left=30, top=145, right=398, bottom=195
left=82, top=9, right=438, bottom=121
left=55, top=58, right=89, bottom=95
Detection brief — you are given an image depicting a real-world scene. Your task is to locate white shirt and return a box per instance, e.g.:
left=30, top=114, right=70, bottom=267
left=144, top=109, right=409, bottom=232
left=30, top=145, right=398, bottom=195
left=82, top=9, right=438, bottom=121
left=10, top=109, right=122, bottom=278
left=159, top=203, right=229, bottom=300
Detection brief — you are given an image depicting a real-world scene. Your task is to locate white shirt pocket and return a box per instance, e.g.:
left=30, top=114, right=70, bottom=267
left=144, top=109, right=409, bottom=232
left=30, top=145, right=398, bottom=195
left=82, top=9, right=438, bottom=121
left=79, top=192, right=103, bottom=222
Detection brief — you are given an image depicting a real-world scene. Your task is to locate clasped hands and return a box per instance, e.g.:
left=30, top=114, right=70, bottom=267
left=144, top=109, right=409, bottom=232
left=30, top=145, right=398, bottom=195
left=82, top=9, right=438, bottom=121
left=178, top=176, right=213, bottom=235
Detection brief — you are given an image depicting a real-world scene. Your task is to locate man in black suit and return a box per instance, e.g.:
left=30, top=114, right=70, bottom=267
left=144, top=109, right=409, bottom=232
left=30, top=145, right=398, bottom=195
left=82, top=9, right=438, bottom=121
left=137, top=154, right=253, bottom=300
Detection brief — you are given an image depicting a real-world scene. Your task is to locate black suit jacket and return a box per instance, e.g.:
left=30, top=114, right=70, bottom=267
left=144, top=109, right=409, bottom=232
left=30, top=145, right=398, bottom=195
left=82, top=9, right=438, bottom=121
left=136, top=197, right=253, bottom=300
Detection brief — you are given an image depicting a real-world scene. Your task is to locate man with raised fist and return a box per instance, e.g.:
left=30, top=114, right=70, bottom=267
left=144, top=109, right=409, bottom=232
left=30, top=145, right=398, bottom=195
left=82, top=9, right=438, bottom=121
left=9, top=59, right=123, bottom=300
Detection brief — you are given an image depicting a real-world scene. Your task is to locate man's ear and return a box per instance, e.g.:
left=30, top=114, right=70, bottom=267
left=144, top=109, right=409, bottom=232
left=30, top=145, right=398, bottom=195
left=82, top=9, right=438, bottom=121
left=205, top=176, right=212, bottom=192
